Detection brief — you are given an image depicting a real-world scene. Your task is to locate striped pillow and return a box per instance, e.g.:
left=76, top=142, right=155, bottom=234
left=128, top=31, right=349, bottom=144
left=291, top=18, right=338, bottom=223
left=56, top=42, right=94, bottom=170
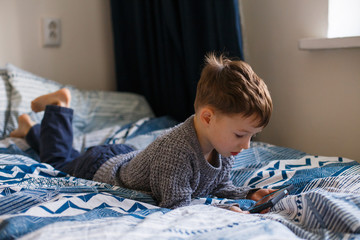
left=0, top=68, right=11, bottom=138
left=5, top=64, right=154, bottom=137
left=5, top=64, right=63, bottom=136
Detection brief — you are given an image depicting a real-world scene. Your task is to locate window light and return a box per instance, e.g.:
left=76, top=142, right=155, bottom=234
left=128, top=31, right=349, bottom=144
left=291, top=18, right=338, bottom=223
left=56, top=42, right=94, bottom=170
left=328, top=0, right=360, bottom=38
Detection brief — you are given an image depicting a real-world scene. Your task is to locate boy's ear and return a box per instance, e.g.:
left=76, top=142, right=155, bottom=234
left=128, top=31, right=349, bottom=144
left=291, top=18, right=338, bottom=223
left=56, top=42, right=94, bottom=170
left=200, top=107, right=214, bottom=126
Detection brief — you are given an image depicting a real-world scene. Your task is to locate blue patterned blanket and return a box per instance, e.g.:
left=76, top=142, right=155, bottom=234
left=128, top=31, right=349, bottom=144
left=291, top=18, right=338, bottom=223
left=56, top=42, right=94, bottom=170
left=0, top=118, right=359, bottom=240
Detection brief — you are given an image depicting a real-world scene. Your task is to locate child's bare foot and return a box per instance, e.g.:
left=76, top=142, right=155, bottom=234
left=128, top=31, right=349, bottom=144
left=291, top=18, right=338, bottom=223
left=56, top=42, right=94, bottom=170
left=31, top=88, right=71, bottom=112
left=10, top=114, right=36, bottom=138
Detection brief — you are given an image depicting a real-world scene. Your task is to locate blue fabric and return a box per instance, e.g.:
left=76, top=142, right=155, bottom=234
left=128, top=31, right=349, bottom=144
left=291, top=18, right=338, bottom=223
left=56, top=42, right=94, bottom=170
left=1, top=117, right=359, bottom=239
left=65, top=144, right=134, bottom=180
left=104, top=116, right=178, bottom=146
left=25, top=124, right=40, bottom=153
left=0, top=143, right=39, bottom=161
left=126, top=116, right=178, bottom=140
left=26, top=105, right=80, bottom=171
left=25, top=105, right=134, bottom=179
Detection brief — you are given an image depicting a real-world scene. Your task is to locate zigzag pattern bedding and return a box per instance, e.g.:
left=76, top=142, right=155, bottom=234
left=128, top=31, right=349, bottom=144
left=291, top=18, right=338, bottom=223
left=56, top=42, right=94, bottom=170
left=0, top=119, right=359, bottom=239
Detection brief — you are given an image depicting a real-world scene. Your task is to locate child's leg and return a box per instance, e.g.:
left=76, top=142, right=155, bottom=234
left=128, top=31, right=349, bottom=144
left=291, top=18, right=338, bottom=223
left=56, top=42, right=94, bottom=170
left=39, top=105, right=80, bottom=171
left=62, top=143, right=134, bottom=180
left=29, top=88, right=80, bottom=171
left=26, top=124, right=41, bottom=153
left=31, top=88, right=71, bottom=112
left=10, top=86, right=71, bottom=139
left=10, top=114, right=36, bottom=138
left=10, top=89, right=80, bottom=171
left=10, top=114, right=40, bottom=152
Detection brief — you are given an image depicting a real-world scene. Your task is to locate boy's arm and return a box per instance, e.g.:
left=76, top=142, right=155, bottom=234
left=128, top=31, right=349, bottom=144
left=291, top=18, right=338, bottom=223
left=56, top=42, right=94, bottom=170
left=149, top=152, right=194, bottom=209
left=211, top=177, right=253, bottom=199
left=210, top=157, right=256, bottom=199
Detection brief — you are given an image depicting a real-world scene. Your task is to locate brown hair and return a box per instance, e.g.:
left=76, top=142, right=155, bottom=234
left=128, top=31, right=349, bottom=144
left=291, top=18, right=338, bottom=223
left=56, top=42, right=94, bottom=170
left=194, top=53, right=273, bottom=127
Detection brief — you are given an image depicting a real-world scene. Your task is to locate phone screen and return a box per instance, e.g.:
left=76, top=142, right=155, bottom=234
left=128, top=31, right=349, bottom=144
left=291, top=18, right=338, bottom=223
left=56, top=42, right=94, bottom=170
left=248, top=185, right=294, bottom=213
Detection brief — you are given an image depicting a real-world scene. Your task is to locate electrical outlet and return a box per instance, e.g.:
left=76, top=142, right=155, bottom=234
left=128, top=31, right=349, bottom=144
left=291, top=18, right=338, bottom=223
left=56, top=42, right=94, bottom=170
left=42, top=18, right=61, bottom=47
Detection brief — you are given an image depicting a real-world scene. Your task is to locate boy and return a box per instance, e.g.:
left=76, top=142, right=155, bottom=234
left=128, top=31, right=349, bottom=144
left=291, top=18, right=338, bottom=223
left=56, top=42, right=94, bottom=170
left=11, top=53, right=274, bottom=212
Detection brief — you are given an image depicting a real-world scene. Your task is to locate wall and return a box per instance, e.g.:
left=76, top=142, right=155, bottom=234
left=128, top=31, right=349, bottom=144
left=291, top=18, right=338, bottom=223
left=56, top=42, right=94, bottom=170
left=240, top=0, right=360, bottom=161
left=1, top=0, right=359, bottom=161
left=0, top=0, right=115, bottom=91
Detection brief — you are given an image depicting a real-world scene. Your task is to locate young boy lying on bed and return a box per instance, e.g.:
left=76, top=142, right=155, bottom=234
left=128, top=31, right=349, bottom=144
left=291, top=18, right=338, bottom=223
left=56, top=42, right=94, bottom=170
left=11, top=53, right=275, bottom=213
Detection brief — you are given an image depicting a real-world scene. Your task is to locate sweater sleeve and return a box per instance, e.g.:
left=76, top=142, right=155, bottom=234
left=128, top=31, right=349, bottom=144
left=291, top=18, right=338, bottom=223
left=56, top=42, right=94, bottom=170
left=211, top=176, right=252, bottom=199
left=149, top=150, right=195, bottom=209
left=210, top=157, right=253, bottom=199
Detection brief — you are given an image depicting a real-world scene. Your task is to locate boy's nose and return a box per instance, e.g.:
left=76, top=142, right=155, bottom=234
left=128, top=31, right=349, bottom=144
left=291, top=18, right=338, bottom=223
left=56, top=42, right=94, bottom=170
left=240, top=138, right=251, bottom=150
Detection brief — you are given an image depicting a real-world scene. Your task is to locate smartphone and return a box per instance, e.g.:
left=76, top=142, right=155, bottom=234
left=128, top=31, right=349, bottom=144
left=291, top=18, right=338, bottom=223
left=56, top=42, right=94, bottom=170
left=248, top=184, right=294, bottom=213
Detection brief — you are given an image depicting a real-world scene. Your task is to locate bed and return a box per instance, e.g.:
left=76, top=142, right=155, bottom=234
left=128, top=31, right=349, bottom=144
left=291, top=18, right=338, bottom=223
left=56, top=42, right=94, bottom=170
left=0, top=64, right=359, bottom=240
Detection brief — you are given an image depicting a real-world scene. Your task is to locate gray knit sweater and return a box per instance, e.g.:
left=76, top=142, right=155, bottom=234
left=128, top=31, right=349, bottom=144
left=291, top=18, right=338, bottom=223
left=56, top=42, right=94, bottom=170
left=93, top=115, right=252, bottom=209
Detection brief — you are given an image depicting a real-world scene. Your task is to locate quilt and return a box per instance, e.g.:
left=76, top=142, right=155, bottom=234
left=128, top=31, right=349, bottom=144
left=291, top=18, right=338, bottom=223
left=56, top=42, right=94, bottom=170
left=0, top=119, right=359, bottom=240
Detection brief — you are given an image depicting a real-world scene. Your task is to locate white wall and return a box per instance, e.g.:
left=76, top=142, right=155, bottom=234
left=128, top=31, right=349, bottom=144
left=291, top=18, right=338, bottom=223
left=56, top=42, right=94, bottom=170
left=2, top=0, right=359, bottom=161
left=0, top=0, right=115, bottom=91
left=240, top=0, right=360, bottom=161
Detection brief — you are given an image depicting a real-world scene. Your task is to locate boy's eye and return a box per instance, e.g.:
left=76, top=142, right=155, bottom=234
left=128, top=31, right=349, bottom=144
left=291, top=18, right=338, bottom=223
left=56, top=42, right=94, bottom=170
left=235, top=133, right=257, bottom=139
left=235, top=134, right=245, bottom=138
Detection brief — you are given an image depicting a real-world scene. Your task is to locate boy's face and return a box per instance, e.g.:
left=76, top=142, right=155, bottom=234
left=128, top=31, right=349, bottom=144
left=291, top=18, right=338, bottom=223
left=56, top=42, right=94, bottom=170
left=208, top=112, right=263, bottom=158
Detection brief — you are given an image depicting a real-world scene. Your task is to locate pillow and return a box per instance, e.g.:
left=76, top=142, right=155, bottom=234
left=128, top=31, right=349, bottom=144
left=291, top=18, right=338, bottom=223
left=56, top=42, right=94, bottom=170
left=68, top=88, right=155, bottom=135
left=0, top=68, right=11, bottom=138
left=5, top=64, right=154, bottom=137
left=5, top=64, right=63, bottom=136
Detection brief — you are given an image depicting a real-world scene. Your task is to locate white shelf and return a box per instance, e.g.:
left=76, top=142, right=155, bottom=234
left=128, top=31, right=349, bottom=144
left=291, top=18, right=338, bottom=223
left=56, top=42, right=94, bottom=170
left=298, top=36, right=360, bottom=50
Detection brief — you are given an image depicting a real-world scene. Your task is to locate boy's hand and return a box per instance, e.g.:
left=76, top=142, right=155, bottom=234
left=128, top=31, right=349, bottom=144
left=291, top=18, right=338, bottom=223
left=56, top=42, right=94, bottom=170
left=229, top=205, right=249, bottom=214
left=247, top=189, right=277, bottom=202
left=228, top=189, right=278, bottom=214
left=247, top=189, right=277, bottom=214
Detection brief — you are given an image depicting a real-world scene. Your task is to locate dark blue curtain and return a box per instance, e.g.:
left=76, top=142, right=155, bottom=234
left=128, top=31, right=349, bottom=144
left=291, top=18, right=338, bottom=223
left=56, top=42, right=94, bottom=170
left=110, top=0, right=244, bottom=121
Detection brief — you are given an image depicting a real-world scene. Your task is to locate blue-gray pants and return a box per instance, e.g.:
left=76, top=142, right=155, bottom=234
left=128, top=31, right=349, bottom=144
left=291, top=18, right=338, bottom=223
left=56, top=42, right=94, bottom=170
left=25, top=105, right=134, bottom=179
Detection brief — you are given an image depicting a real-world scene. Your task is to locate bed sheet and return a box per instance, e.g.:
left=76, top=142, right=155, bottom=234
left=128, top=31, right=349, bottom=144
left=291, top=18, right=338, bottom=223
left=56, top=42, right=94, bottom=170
left=0, top=118, right=359, bottom=240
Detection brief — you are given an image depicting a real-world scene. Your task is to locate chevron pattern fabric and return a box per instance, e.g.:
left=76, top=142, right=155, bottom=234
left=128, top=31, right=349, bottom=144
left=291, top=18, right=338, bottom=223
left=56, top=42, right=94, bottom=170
left=0, top=122, right=359, bottom=239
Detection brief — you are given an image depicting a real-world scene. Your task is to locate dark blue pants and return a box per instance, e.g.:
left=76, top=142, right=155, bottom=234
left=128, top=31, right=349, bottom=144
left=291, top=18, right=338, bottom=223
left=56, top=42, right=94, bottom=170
left=26, top=105, right=134, bottom=180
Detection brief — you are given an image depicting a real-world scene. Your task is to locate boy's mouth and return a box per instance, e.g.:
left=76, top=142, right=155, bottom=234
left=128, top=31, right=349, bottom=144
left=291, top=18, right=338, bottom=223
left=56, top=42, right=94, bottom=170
left=231, top=152, right=239, bottom=156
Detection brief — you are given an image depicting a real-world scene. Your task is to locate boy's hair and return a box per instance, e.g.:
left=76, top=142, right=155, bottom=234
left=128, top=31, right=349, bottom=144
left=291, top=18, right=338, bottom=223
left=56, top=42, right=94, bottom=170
left=194, top=53, right=272, bottom=127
